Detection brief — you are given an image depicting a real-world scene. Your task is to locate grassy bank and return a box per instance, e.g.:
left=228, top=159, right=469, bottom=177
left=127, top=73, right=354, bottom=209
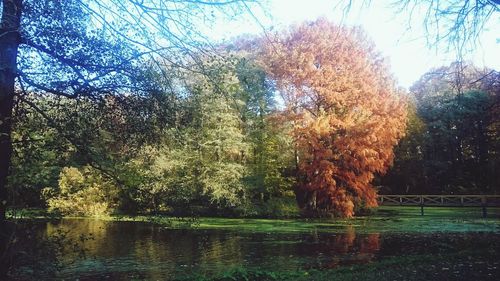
left=9, top=206, right=500, bottom=234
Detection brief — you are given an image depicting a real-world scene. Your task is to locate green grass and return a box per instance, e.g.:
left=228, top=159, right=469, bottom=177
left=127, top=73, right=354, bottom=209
left=112, top=206, right=500, bottom=234
left=10, top=206, right=499, bottom=234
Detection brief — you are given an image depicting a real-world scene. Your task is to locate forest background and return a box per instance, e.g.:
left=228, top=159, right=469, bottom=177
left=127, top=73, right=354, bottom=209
left=2, top=0, right=499, bottom=219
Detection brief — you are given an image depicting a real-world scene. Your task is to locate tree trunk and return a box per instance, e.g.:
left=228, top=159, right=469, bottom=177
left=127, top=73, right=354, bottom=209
left=0, top=0, right=22, bottom=223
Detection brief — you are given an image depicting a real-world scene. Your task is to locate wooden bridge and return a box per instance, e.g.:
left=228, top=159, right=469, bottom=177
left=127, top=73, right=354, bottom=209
left=377, top=195, right=500, bottom=217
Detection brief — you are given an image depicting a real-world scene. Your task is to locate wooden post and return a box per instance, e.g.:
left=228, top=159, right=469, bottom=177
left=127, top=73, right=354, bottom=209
left=481, top=196, right=487, bottom=218
left=420, top=196, right=424, bottom=216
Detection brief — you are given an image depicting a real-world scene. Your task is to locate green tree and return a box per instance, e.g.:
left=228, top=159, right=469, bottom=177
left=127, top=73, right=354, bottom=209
left=188, top=63, right=249, bottom=209
left=382, top=63, right=499, bottom=194
left=0, top=0, right=260, bottom=223
left=8, top=106, right=66, bottom=207
left=7, top=91, right=172, bottom=212
left=234, top=57, right=295, bottom=204
left=376, top=97, right=427, bottom=194
left=128, top=57, right=251, bottom=214
left=128, top=54, right=296, bottom=215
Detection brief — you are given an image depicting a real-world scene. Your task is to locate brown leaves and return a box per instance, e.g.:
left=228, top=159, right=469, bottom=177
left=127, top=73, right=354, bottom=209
left=260, top=18, right=407, bottom=217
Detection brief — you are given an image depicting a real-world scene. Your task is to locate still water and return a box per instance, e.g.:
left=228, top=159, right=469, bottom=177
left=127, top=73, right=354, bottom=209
left=20, top=218, right=499, bottom=280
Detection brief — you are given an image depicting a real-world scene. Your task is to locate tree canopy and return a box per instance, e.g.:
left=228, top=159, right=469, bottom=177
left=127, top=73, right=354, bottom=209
left=379, top=63, right=499, bottom=194
left=0, top=2, right=497, bottom=224
left=0, top=0, right=260, bottom=222
left=259, top=19, right=407, bottom=217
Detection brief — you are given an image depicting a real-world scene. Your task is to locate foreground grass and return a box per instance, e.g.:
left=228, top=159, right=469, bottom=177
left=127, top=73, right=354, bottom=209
left=10, top=206, right=500, bottom=234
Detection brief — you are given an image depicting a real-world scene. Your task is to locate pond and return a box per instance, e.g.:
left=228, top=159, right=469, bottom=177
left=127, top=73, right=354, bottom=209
left=11, top=215, right=499, bottom=280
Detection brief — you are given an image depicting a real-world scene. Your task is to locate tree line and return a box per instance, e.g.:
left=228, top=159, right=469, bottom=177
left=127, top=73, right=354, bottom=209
left=5, top=18, right=497, bottom=219
left=378, top=62, right=499, bottom=195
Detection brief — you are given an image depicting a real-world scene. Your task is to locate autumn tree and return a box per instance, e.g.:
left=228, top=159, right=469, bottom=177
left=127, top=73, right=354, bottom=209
left=260, top=19, right=407, bottom=217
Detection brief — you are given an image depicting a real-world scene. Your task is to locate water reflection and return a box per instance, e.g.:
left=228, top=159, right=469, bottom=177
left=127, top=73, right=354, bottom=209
left=43, top=219, right=382, bottom=279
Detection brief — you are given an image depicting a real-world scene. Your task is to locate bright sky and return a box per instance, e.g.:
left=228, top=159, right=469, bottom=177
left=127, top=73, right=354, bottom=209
left=207, top=0, right=499, bottom=89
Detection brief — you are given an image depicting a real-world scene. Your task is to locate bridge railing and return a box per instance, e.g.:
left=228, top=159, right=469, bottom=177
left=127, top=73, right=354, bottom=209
left=378, top=195, right=500, bottom=207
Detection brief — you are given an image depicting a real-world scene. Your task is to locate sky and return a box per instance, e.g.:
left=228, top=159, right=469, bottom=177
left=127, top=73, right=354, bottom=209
left=206, top=0, right=499, bottom=89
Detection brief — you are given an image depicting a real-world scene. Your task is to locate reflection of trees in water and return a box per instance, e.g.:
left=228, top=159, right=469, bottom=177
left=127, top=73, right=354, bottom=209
left=42, top=220, right=382, bottom=278
left=46, top=220, right=248, bottom=279
left=301, top=226, right=381, bottom=269
left=198, top=231, right=244, bottom=268
left=46, top=219, right=110, bottom=256
left=134, top=229, right=244, bottom=278
left=2, top=220, right=89, bottom=279
left=10, top=220, right=500, bottom=279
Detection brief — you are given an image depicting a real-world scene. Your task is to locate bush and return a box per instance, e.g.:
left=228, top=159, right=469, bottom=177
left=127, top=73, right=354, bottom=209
left=42, top=166, right=119, bottom=216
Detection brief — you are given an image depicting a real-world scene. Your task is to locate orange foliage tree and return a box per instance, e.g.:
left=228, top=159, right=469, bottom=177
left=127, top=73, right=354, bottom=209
left=259, top=19, right=407, bottom=217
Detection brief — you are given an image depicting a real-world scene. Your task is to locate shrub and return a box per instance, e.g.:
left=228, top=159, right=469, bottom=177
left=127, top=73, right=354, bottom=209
left=42, top=166, right=119, bottom=216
